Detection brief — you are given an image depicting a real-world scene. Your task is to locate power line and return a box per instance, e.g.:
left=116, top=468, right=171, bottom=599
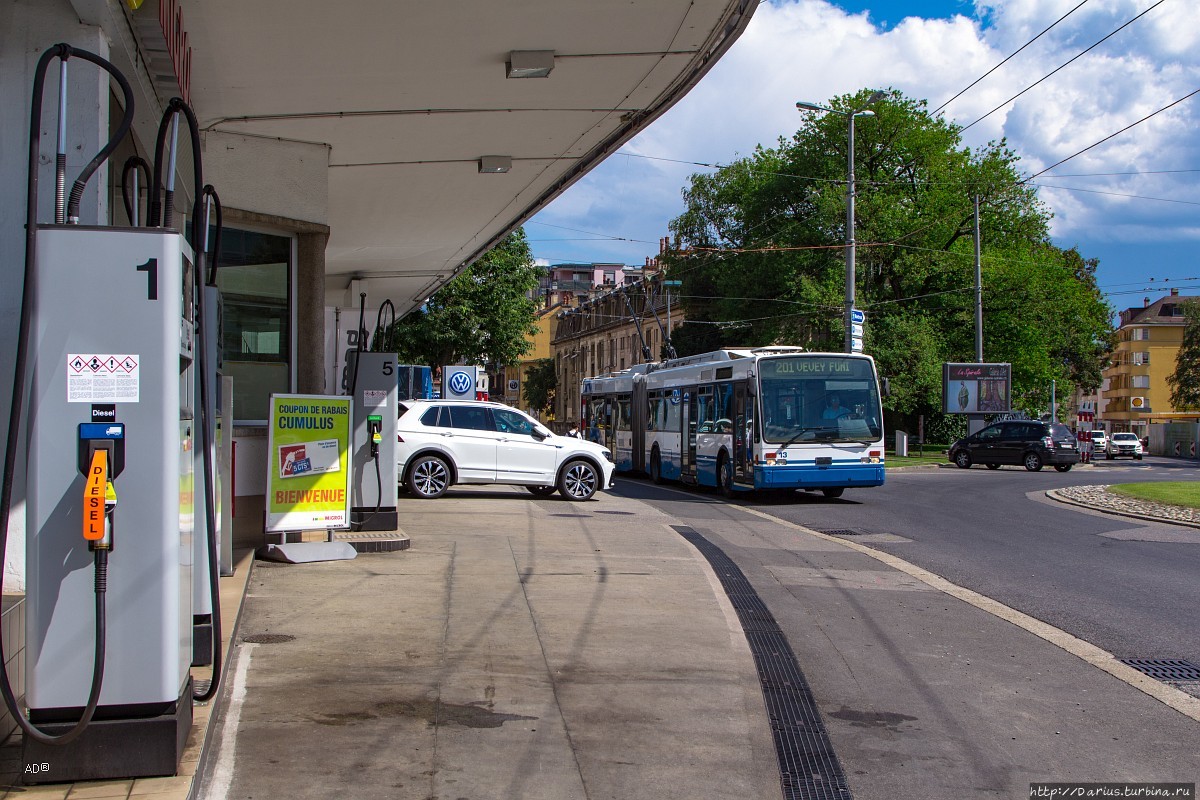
left=527, top=219, right=657, bottom=244
left=932, top=0, right=1091, bottom=115
left=1028, top=181, right=1200, bottom=206
left=960, top=0, right=1168, bottom=133
left=1024, top=87, right=1200, bottom=181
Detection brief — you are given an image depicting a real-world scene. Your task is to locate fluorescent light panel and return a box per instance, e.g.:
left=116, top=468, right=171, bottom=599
left=478, top=155, right=512, bottom=174
left=507, top=50, right=554, bottom=78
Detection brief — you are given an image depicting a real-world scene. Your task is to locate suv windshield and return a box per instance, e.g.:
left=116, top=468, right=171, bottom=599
left=1111, top=433, right=1139, bottom=442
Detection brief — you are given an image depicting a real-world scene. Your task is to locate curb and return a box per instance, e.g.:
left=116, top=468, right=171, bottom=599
left=1044, top=488, right=1200, bottom=530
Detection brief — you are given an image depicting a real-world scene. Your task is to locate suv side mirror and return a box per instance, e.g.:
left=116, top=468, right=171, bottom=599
left=531, top=427, right=550, bottom=441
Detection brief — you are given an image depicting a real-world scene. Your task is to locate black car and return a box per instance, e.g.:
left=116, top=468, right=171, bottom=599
left=949, top=420, right=1079, bottom=472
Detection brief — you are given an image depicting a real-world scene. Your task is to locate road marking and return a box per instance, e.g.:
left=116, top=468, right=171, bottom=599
left=202, top=642, right=256, bottom=800
left=733, top=503, right=1200, bottom=723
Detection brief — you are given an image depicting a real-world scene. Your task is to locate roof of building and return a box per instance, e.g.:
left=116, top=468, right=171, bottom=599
left=1119, top=293, right=1197, bottom=326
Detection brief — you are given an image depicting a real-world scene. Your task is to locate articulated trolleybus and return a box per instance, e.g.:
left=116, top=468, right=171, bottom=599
left=581, top=347, right=886, bottom=498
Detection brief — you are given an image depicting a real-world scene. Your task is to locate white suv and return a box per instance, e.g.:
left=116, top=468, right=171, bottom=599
left=1090, top=431, right=1107, bottom=453
left=396, top=399, right=616, bottom=500
left=1105, top=432, right=1144, bottom=460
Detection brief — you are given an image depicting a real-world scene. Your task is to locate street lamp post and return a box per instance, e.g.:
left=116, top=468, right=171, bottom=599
left=796, top=92, right=884, bottom=353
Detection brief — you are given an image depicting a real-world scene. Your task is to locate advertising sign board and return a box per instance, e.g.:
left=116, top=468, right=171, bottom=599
left=266, top=394, right=352, bottom=531
left=943, top=363, right=1012, bottom=414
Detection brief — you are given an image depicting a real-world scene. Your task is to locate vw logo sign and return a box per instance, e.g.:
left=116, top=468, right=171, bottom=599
left=447, top=372, right=473, bottom=396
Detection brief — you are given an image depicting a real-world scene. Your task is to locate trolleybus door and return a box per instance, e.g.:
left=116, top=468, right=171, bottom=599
left=733, top=383, right=751, bottom=484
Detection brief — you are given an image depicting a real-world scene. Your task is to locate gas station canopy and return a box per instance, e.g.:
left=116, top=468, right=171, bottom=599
left=183, top=0, right=758, bottom=314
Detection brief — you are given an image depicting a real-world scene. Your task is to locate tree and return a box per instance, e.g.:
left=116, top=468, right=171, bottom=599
left=665, top=89, right=1113, bottom=431
left=1168, top=299, right=1200, bottom=411
left=388, top=229, right=542, bottom=367
left=522, top=358, right=557, bottom=415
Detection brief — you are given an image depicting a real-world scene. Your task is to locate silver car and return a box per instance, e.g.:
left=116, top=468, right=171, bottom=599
left=396, top=399, right=616, bottom=500
left=1105, top=432, right=1144, bottom=460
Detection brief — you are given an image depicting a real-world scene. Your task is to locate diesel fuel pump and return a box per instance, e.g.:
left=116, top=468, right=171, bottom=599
left=0, top=44, right=224, bottom=783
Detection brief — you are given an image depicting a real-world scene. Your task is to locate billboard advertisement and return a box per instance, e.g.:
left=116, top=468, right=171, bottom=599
left=942, top=363, right=1012, bottom=414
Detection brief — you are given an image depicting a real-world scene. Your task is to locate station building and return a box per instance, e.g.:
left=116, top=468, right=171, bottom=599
left=1, top=0, right=758, bottom=588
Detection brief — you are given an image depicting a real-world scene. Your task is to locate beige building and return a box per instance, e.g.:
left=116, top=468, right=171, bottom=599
left=553, top=272, right=683, bottom=426
left=497, top=304, right=563, bottom=419
left=1101, top=289, right=1199, bottom=437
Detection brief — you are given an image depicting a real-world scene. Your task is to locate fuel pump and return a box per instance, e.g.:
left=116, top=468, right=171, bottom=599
left=343, top=296, right=399, bottom=531
left=0, top=45, right=223, bottom=783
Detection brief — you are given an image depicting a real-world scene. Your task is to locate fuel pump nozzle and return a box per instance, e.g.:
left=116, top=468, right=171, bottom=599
left=79, top=423, right=124, bottom=551
left=368, top=415, right=383, bottom=458
left=82, top=449, right=113, bottom=551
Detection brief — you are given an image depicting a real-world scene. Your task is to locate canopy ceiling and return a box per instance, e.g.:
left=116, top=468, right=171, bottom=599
left=179, top=0, right=757, bottom=315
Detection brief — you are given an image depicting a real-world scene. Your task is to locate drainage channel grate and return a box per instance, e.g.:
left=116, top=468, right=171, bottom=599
left=815, top=529, right=864, bottom=537
left=672, top=524, right=852, bottom=800
left=1120, top=658, right=1200, bottom=682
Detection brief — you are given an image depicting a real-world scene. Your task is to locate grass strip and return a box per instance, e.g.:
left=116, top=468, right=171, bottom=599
left=1107, top=482, right=1200, bottom=510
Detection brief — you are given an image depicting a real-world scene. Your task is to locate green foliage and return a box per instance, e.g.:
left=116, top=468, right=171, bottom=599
left=1168, top=299, right=1200, bottom=411
left=389, top=230, right=541, bottom=368
left=665, top=89, right=1113, bottom=431
left=522, top=359, right=557, bottom=414
left=670, top=321, right=728, bottom=357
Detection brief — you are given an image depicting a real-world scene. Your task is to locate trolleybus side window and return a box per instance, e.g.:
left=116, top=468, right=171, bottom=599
left=716, top=382, right=733, bottom=434
left=696, top=385, right=715, bottom=433
left=664, top=389, right=681, bottom=433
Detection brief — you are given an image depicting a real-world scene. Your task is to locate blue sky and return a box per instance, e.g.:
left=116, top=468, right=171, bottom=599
left=526, top=0, right=1199, bottom=318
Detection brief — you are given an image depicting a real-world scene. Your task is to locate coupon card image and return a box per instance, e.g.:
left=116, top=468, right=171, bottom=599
left=278, top=439, right=341, bottom=479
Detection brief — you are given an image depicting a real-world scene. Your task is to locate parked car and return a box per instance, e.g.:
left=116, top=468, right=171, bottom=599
left=949, top=420, right=1079, bottom=472
left=1089, top=430, right=1107, bottom=452
left=1105, top=432, right=1144, bottom=460
left=396, top=399, right=616, bottom=500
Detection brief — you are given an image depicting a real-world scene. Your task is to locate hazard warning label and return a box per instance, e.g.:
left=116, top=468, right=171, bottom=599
left=67, top=353, right=140, bottom=403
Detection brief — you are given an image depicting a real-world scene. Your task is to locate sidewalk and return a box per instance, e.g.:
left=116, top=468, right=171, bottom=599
left=192, top=487, right=779, bottom=800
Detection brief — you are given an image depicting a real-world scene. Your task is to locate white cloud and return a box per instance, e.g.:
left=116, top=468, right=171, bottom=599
left=531, top=0, right=1200, bottom=283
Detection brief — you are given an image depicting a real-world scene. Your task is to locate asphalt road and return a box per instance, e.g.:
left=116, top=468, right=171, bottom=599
left=616, top=455, right=1200, bottom=668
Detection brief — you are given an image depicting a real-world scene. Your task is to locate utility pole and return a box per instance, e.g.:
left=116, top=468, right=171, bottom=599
left=968, top=195, right=985, bottom=437
left=974, top=194, right=983, bottom=363
left=796, top=91, right=884, bottom=354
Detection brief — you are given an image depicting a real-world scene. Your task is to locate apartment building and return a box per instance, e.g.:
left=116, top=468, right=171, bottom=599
left=1101, top=289, right=1199, bottom=437
left=552, top=272, right=683, bottom=426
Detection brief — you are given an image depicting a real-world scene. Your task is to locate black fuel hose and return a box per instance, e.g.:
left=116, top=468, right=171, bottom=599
left=0, top=43, right=132, bottom=746
left=202, top=185, right=223, bottom=287
left=162, top=99, right=225, bottom=704
left=374, top=299, right=396, bottom=352
left=121, top=155, right=151, bottom=226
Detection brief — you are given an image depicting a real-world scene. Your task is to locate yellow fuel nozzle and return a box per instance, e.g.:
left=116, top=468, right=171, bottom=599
left=83, top=449, right=112, bottom=550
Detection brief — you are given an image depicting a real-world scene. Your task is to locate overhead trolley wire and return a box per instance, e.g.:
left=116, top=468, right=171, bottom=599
left=960, top=0, right=1169, bottom=133
left=1023, top=87, right=1200, bottom=181
left=932, top=0, right=1092, bottom=115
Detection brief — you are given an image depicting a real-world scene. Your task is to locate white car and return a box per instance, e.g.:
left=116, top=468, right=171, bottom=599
left=1090, top=431, right=1107, bottom=452
left=1105, top=432, right=1144, bottom=460
left=396, top=399, right=615, bottom=500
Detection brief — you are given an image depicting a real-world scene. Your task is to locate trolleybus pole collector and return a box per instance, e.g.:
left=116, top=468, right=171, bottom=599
left=580, top=346, right=886, bottom=499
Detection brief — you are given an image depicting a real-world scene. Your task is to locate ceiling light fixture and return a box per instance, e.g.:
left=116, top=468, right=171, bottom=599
left=478, top=155, right=512, bottom=174
left=506, top=50, right=555, bottom=78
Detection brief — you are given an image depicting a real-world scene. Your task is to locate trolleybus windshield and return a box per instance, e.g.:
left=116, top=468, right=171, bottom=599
left=758, top=356, right=883, bottom=444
